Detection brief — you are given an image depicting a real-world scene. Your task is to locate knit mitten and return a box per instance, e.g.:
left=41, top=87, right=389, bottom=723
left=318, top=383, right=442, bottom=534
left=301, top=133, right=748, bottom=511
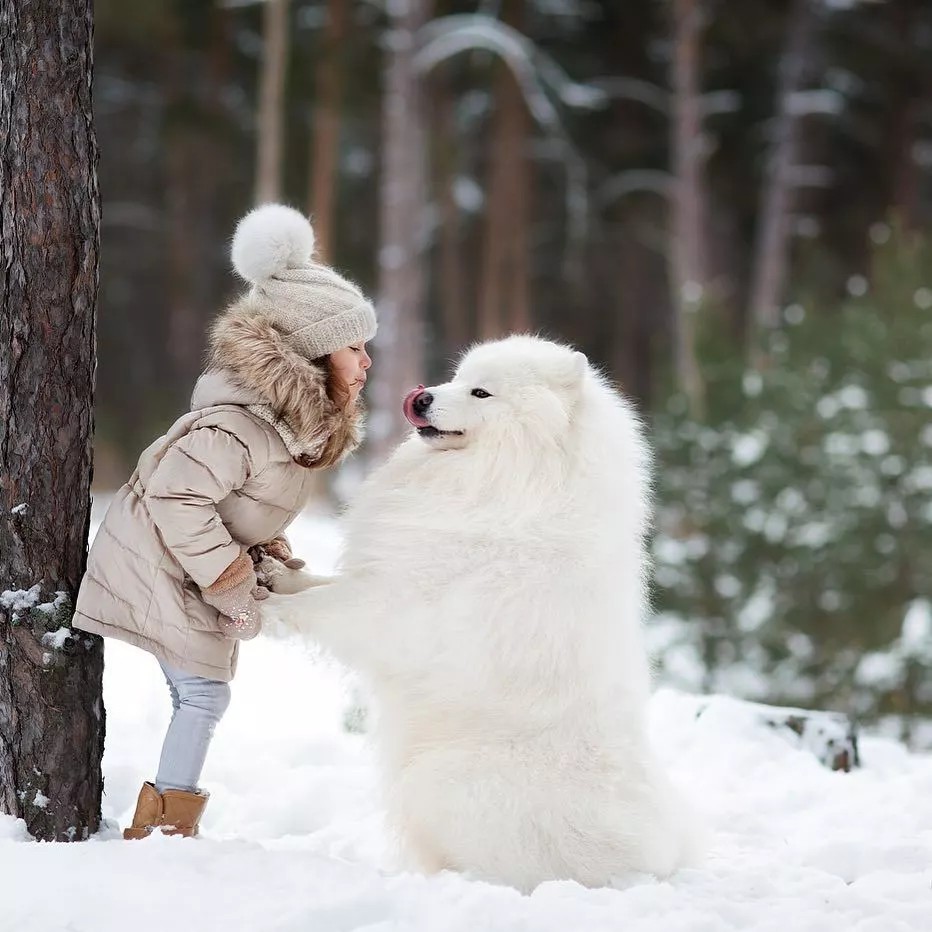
left=201, top=552, right=268, bottom=640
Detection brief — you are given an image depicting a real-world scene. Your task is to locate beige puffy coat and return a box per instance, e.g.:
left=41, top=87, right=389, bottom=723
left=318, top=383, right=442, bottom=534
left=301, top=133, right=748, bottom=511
left=73, top=301, right=361, bottom=681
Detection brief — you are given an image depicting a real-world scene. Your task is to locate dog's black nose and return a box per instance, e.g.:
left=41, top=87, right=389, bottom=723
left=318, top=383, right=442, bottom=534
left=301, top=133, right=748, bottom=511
left=412, top=391, right=433, bottom=416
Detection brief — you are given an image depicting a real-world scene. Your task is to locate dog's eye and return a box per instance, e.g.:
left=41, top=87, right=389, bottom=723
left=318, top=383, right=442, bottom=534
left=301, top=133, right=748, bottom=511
left=471, top=388, right=492, bottom=399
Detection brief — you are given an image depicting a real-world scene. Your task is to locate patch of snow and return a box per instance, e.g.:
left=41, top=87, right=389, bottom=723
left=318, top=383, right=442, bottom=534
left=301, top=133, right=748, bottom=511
left=732, top=432, right=768, bottom=467
left=860, top=429, right=889, bottom=456
left=913, top=287, right=932, bottom=310
left=41, top=627, right=72, bottom=651
left=0, top=584, right=42, bottom=621
left=869, top=221, right=891, bottom=244
left=838, top=385, right=868, bottom=409
left=453, top=175, right=484, bottom=212
left=737, top=581, right=775, bottom=631
left=901, top=600, right=932, bottom=659
left=784, top=303, right=805, bottom=325
left=846, top=274, right=868, bottom=297
left=1, top=507, right=929, bottom=932
left=36, top=592, right=69, bottom=616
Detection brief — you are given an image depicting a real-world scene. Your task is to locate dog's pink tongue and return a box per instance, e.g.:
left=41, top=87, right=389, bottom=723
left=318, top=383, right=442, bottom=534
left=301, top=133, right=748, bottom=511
left=403, top=385, right=431, bottom=428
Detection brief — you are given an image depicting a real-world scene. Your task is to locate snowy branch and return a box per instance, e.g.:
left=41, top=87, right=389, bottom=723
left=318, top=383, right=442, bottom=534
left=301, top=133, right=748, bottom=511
left=415, top=14, right=593, bottom=252
left=590, top=77, right=670, bottom=115
left=598, top=170, right=674, bottom=208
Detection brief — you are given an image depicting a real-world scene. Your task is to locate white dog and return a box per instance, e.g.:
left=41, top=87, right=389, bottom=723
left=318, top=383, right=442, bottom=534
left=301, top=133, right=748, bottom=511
left=267, top=336, right=700, bottom=891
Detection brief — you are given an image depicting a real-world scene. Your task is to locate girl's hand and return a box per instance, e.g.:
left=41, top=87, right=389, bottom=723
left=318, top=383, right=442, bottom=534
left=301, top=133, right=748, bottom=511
left=201, top=552, right=266, bottom=640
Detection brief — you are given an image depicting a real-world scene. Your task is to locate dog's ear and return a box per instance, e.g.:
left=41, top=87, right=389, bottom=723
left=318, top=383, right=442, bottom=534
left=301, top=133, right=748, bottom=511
left=559, top=351, right=588, bottom=392
left=572, top=351, right=588, bottom=382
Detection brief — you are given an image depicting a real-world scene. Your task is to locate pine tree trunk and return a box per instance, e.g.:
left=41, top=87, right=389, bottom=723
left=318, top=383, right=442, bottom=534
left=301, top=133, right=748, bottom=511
left=0, top=0, right=104, bottom=841
left=477, top=0, right=532, bottom=340
left=255, top=0, right=289, bottom=205
left=308, top=0, right=347, bottom=263
left=370, top=0, right=430, bottom=462
left=669, top=0, right=706, bottom=417
left=746, top=0, right=816, bottom=365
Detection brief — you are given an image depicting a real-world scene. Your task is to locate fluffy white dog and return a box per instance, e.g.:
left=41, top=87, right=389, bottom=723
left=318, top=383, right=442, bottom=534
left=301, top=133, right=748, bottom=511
left=267, top=335, right=700, bottom=891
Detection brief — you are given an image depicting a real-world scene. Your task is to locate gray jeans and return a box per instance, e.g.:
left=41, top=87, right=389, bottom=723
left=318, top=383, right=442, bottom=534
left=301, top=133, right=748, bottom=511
left=155, top=660, right=231, bottom=794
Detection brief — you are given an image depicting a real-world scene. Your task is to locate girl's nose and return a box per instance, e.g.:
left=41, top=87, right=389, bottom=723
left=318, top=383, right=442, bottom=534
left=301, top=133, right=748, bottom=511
left=361, top=351, right=372, bottom=370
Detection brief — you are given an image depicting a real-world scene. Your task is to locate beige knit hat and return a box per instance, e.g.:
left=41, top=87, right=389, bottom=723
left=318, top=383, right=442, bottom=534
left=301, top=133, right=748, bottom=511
left=230, top=203, right=377, bottom=359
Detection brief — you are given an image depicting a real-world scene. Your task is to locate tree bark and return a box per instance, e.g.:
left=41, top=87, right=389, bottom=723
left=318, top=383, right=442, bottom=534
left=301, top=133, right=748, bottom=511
left=370, top=0, right=431, bottom=463
left=255, top=0, right=289, bottom=205
left=0, top=0, right=105, bottom=841
left=746, top=0, right=816, bottom=365
left=669, top=0, right=706, bottom=417
left=477, top=0, right=532, bottom=341
left=308, top=0, right=347, bottom=263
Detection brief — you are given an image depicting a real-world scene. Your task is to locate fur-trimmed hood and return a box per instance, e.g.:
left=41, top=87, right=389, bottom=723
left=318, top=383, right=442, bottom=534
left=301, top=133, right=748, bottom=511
left=191, top=299, right=364, bottom=467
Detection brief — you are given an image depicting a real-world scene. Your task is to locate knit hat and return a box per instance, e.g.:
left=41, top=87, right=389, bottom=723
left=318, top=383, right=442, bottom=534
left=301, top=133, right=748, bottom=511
left=230, top=204, right=377, bottom=359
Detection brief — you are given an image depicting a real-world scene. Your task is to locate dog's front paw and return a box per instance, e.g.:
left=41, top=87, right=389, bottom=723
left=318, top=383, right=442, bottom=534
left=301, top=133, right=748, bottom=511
left=250, top=549, right=318, bottom=596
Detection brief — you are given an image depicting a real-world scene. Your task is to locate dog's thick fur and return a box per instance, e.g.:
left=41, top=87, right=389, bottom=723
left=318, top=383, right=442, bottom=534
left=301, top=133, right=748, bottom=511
left=268, top=336, right=700, bottom=891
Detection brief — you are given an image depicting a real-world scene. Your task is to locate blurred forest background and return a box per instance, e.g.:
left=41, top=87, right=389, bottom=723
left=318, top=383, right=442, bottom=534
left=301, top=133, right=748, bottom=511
left=91, top=0, right=931, bottom=742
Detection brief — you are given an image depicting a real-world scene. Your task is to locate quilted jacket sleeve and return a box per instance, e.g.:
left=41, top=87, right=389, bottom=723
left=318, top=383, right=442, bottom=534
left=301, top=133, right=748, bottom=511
left=143, top=426, right=254, bottom=589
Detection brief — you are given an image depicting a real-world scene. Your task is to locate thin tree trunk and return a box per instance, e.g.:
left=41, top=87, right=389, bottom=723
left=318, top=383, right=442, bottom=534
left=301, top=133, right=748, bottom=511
left=308, top=0, right=347, bottom=263
left=434, top=75, right=469, bottom=356
left=164, top=4, right=235, bottom=398
left=371, top=0, right=431, bottom=463
left=888, top=0, right=923, bottom=232
left=746, top=0, right=816, bottom=365
left=669, top=0, right=706, bottom=416
left=255, top=0, right=289, bottom=205
left=477, top=0, right=532, bottom=340
left=0, top=0, right=104, bottom=841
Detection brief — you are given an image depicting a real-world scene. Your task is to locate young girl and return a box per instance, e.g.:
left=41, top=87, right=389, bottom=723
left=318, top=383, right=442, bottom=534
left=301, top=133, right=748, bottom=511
left=73, top=204, right=375, bottom=839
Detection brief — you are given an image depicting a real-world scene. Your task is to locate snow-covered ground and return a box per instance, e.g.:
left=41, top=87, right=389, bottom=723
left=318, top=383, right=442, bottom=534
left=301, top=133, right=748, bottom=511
left=2, top=507, right=931, bottom=932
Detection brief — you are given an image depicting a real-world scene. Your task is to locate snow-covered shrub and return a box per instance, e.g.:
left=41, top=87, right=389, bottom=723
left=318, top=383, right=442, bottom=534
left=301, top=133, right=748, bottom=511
left=650, top=225, right=932, bottom=743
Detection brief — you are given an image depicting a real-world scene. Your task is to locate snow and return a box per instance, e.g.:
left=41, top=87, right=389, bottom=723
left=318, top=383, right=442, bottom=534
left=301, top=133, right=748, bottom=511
left=913, top=287, right=932, bottom=310
left=731, top=431, right=768, bottom=467
left=0, top=584, right=43, bottom=622
left=40, top=626, right=72, bottom=650
left=1, top=508, right=931, bottom=931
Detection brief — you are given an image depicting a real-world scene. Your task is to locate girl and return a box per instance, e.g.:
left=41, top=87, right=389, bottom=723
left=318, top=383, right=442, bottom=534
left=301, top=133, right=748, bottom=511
left=73, top=204, right=375, bottom=838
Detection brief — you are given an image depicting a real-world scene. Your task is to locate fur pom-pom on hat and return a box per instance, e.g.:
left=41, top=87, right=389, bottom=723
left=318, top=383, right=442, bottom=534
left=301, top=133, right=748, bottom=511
left=225, top=203, right=376, bottom=360
left=231, top=204, right=316, bottom=284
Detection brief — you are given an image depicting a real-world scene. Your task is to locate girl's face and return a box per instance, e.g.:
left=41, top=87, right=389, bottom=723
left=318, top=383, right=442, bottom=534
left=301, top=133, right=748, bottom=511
left=329, top=343, right=372, bottom=404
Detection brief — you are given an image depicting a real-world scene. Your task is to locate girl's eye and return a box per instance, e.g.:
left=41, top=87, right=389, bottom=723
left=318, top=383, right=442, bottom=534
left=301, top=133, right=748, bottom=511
left=471, top=388, right=492, bottom=399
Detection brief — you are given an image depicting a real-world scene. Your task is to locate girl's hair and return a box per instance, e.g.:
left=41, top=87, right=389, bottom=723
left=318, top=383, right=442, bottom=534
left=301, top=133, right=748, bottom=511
left=309, top=354, right=360, bottom=469
left=315, top=355, right=351, bottom=411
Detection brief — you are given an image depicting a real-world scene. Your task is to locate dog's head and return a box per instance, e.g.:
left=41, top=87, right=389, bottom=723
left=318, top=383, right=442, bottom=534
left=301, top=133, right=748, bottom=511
left=403, top=336, right=588, bottom=453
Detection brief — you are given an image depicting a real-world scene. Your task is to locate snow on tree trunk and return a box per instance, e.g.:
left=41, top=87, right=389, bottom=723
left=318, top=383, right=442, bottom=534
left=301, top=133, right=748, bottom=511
left=255, top=0, right=289, bottom=205
left=370, top=0, right=431, bottom=463
left=0, top=0, right=105, bottom=841
left=308, top=0, right=347, bottom=263
left=669, top=0, right=707, bottom=418
left=747, top=0, right=816, bottom=366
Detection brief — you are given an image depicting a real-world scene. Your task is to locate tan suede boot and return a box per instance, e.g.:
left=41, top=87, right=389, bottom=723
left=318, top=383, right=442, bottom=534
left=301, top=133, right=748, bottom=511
left=123, top=782, right=209, bottom=839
